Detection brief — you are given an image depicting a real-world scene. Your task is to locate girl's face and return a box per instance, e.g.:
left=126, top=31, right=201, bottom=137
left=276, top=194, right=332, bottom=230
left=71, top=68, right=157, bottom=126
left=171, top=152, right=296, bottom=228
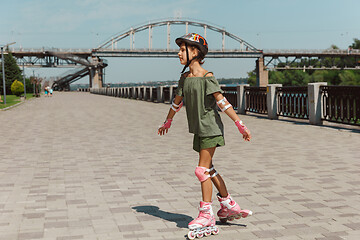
left=177, top=43, right=197, bottom=65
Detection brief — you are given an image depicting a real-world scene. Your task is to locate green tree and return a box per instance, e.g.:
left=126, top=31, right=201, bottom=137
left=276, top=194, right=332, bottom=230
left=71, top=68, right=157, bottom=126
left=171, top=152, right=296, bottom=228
left=269, top=71, right=285, bottom=84
left=310, top=70, right=326, bottom=83
left=0, top=51, right=22, bottom=95
left=25, top=77, right=34, bottom=93
left=350, top=38, right=360, bottom=49
left=339, top=70, right=360, bottom=85
left=11, top=80, right=24, bottom=96
left=323, top=70, right=341, bottom=85
left=284, top=70, right=310, bottom=86
left=247, top=70, right=256, bottom=86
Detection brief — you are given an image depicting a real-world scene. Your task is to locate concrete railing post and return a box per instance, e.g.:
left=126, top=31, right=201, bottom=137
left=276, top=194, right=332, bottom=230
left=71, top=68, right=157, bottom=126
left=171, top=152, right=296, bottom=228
left=143, top=87, right=147, bottom=100
left=131, top=87, right=136, bottom=99
left=126, top=87, right=129, bottom=98
left=267, top=84, right=282, bottom=120
left=237, top=84, right=249, bottom=114
left=169, top=86, right=174, bottom=103
left=137, top=87, right=142, bottom=100
left=308, top=82, right=327, bottom=125
left=148, top=87, right=153, bottom=101
left=157, top=86, right=164, bottom=103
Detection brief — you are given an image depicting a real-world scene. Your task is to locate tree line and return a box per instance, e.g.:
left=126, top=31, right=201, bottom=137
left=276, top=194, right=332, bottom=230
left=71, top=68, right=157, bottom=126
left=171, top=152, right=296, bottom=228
left=0, top=51, right=34, bottom=95
left=248, top=38, right=360, bottom=86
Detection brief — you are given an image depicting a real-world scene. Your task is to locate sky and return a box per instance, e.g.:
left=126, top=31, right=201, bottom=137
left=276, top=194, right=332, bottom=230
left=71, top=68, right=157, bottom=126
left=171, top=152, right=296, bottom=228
left=1, top=0, right=359, bottom=84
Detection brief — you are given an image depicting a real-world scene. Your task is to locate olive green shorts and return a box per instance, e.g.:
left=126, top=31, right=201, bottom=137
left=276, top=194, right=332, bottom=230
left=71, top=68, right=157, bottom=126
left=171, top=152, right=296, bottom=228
left=193, top=134, right=225, bottom=152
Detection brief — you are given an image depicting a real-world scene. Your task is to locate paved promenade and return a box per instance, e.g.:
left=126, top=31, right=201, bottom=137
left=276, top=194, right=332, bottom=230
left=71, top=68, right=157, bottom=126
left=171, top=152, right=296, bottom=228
left=0, top=92, right=359, bottom=240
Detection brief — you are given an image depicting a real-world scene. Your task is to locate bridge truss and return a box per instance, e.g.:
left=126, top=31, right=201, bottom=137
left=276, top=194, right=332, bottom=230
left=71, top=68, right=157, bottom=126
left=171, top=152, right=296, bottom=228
left=96, top=19, right=259, bottom=51
left=12, top=49, right=92, bottom=68
left=263, top=49, right=360, bottom=70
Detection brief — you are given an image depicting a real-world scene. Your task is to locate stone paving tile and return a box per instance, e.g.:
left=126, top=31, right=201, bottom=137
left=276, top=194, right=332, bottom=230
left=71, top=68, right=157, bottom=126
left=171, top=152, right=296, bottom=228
left=0, top=92, right=359, bottom=239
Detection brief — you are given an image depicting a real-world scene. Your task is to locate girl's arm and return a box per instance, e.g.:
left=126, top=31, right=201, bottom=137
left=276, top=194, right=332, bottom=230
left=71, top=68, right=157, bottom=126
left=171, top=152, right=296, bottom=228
left=158, top=95, right=184, bottom=136
left=213, top=92, right=251, bottom=141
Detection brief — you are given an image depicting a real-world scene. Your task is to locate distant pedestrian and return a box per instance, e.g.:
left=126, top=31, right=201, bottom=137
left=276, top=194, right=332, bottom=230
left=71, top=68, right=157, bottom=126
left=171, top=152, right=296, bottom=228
left=157, top=33, right=252, bottom=239
left=50, top=87, right=53, bottom=97
left=44, top=86, right=48, bottom=97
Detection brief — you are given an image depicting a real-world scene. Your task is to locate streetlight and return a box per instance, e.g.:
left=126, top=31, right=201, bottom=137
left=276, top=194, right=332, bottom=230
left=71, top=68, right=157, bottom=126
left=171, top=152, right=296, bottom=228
left=1, top=42, right=16, bottom=105
left=22, top=63, right=26, bottom=99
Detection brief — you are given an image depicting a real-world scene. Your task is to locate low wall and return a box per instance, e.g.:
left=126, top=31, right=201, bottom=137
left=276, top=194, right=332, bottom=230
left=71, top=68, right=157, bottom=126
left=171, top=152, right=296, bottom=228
left=89, top=84, right=360, bottom=126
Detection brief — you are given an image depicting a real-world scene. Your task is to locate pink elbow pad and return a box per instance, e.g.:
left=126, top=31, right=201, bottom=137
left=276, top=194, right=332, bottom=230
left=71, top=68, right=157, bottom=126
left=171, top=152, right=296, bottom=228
left=235, top=120, right=247, bottom=134
left=171, top=100, right=183, bottom=112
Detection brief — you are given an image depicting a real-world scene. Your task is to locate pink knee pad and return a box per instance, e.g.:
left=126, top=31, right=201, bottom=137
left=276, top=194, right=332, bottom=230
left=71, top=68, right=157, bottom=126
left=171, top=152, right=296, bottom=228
left=195, top=166, right=210, bottom=182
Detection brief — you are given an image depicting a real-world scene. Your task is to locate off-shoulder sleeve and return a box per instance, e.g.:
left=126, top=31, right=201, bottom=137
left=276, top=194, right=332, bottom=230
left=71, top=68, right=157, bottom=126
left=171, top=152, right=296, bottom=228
left=175, top=75, right=185, bottom=96
left=205, top=77, right=224, bottom=95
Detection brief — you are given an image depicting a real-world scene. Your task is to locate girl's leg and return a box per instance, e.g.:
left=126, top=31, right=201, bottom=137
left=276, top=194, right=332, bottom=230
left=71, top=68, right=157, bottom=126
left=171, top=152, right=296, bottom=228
left=199, top=148, right=253, bottom=224
left=198, top=148, right=214, bottom=202
left=198, top=147, right=229, bottom=201
left=210, top=169, right=228, bottom=198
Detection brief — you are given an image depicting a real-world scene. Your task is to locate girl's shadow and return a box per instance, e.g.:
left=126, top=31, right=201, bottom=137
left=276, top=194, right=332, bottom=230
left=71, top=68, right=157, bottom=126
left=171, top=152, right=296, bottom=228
left=132, top=205, right=193, bottom=229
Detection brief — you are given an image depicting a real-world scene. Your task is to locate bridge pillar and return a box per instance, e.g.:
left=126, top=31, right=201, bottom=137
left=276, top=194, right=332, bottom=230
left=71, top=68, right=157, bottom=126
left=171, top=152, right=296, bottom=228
left=90, top=67, right=104, bottom=89
left=256, top=57, right=268, bottom=87
left=89, top=57, right=104, bottom=89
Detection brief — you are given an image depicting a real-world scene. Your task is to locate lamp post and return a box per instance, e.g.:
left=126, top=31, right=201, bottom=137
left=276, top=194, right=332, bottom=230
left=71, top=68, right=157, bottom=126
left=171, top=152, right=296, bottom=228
left=22, top=63, right=26, bottom=99
left=1, top=42, right=16, bottom=105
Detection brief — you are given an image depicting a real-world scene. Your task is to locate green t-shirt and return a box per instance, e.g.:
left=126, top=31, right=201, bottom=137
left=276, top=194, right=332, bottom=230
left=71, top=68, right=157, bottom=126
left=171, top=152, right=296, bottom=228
left=176, top=74, right=224, bottom=137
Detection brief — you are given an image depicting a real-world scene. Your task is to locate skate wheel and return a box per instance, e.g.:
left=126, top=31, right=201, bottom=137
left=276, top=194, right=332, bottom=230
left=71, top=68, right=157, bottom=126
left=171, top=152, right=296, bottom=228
left=220, top=218, right=227, bottom=223
left=204, top=230, right=211, bottom=237
left=196, top=232, right=204, bottom=238
left=212, top=227, right=219, bottom=235
left=235, top=214, right=241, bottom=219
left=187, top=231, right=196, bottom=240
left=228, top=216, right=235, bottom=221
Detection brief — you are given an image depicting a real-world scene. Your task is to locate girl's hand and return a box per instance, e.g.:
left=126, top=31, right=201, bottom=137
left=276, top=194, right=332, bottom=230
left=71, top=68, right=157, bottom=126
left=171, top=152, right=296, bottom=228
left=242, top=129, right=251, bottom=141
left=235, top=120, right=251, bottom=141
left=158, top=126, right=168, bottom=136
left=157, top=119, right=172, bottom=136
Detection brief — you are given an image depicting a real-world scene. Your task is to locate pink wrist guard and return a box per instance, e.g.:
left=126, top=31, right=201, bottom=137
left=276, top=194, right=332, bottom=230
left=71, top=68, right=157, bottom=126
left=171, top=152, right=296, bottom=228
left=162, top=119, right=172, bottom=129
left=235, top=120, right=247, bottom=134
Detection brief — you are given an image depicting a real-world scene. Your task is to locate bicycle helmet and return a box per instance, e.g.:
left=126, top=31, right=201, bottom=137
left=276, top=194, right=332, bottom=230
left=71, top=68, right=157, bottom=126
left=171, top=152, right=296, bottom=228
left=175, top=33, right=208, bottom=73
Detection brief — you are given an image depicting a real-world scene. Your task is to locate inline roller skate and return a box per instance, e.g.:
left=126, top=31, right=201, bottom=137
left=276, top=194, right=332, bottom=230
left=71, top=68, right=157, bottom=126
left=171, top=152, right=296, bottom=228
left=217, top=193, right=252, bottom=223
left=187, top=201, right=219, bottom=239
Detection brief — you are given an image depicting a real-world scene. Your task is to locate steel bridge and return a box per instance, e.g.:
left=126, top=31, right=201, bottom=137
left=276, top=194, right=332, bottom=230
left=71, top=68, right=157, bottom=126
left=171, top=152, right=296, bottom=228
left=8, top=19, right=360, bottom=89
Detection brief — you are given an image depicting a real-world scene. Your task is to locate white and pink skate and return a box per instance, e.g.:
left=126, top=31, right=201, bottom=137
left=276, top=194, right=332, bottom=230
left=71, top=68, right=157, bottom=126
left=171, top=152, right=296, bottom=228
left=187, top=201, right=219, bottom=239
left=217, top=193, right=252, bottom=223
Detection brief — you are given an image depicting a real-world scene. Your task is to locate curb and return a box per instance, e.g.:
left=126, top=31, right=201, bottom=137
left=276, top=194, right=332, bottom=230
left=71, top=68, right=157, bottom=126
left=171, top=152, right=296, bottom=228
left=0, top=97, right=35, bottom=111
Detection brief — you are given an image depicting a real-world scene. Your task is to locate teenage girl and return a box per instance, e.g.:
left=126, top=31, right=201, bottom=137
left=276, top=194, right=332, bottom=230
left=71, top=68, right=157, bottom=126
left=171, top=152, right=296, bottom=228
left=158, top=33, right=252, bottom=239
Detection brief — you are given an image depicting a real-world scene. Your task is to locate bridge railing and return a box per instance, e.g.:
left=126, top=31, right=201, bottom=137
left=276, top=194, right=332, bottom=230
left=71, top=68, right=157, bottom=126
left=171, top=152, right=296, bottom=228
left=276, top=86, right=308, bottom=119
left=321, top=86, right=360, bottom=125
left=244, top=86, right=267, bottom=114
left=221, top=86, right=238, bottom=110
left=263, top=49, right=360, bottom=55
left=11, top=47, right=92, bottom=53
left=89, top=84, right=360, bottom=127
